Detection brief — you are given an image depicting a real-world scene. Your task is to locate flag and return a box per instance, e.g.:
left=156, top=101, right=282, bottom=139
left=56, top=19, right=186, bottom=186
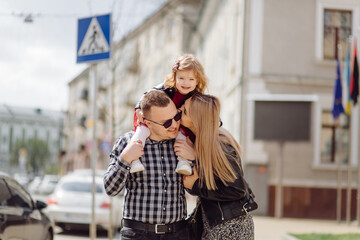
left=350, top=39, right=359, bottom=105
left=343, top=43, right=351, bottom=114
left=332, top=58, right=345, bottom=119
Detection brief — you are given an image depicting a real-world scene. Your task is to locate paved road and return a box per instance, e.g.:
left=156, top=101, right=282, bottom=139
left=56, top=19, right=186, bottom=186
left=54, top=226, right=112, bottom=240
left=39, top=192, right=360, bottom=240
left=254, top=215, right=360, bottom=240
left=53, top=216, right=360, bottom=240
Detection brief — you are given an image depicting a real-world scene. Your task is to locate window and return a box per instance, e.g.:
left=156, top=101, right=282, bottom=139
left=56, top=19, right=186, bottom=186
left=3, top=178, right=33, bottom=209
left=145, top=33, right=150, bottom=54
left=61, top=181, right=103, bottom=193
left=0, top=179, right=11, bottom=206
left=22, top=128, right=26, bottom=141
left=156, top=25, right=164, bottom=48
left=167, top=18, right=174, bottom=39
left=323, top=9, right=352, bottom=59
left=9, top=126, right=13, bottom=153
left=320, top=110, right=349, bottom=164
left=315, top=0, right=359, bottom=61
left=34, top=129, right=38, bottom=139
left=154, top=64, right=163, bottom=86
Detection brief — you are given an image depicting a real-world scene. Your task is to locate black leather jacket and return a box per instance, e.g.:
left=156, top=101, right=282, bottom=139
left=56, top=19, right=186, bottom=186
left=187, top=145, right=257, bottom=228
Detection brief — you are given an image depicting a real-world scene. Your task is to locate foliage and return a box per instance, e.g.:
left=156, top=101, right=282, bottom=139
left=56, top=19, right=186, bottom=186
left=291, top=233, right=360, bottom=240
left=10, top=138, right=50, bottom=174
left=44, top=162, right=61, bottom=175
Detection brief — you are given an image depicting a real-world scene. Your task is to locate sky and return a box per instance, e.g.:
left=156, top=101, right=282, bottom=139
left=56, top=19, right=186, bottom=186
left=0, top=0, right=167, bottom=112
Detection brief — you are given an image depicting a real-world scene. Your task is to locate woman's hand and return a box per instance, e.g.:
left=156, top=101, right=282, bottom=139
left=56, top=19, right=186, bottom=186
left=183, top=167, right=199, bottom=189
left=174, top=137, right=195, bottom=160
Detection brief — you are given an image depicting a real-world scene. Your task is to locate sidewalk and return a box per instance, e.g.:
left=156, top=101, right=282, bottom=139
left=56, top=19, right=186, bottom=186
left=254, top=216, right=360, bottom=240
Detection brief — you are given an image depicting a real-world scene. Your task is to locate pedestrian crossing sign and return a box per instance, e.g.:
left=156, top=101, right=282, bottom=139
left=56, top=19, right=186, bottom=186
left=77, top=14, right=111, bottom=63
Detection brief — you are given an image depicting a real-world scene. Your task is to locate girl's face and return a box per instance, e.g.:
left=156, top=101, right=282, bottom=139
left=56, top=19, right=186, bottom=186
left=175, top=69, right=197, bottom=95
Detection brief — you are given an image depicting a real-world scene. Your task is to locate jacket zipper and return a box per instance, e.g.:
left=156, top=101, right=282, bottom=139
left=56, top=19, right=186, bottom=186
left=217, top=201, right=224, bottom=220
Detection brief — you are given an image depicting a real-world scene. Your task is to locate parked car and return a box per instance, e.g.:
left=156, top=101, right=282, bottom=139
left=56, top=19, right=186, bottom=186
left=0, top=171, right=54, bottom=240
left=13, top=173, right=30, bottom=188
left=45, top=173, right=123, bottom=233
left=27, top=176, right=43, bottom=194
left=68, top=168, right=105, bottom=178
left=38, top=175, right=59, bottom=195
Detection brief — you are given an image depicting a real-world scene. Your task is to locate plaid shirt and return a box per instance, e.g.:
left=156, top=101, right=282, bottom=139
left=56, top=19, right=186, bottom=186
left=104, top=131, right=187, bottom=224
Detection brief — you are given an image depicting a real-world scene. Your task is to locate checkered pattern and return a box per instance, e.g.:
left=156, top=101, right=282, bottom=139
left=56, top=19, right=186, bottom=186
left=104, top=131, right=187, bottom=224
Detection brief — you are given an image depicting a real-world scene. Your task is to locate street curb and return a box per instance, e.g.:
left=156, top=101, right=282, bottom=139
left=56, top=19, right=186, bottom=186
left=282, top=233, right=300, bottom=240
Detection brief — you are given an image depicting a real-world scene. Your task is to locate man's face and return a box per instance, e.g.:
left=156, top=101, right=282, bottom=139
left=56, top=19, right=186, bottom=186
left=144, top=101, right=180, bottom=141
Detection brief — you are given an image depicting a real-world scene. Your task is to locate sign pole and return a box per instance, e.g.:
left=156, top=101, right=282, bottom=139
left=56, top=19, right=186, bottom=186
left=90, top=63, right=98, bottom=240
left=76, top=13, right=111, bottom=239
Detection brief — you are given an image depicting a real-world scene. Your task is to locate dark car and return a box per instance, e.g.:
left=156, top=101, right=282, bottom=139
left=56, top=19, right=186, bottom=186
left=0, top=172, right=54, bottom=240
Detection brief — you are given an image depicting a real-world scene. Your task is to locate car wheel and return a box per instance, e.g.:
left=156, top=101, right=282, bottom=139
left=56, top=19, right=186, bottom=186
left=44, top=230, right=53, bottom=240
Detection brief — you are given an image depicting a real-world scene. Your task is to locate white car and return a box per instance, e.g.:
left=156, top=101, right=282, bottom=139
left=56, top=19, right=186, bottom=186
left=27, top=176, right=43, bottom=194
left=45, top=173, right=123, bottom=233
left=38, top=175, right=59, bottom=195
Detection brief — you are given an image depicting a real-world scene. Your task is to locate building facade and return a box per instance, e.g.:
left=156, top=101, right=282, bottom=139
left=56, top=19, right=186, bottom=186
left=0, top=104, right=64, bottom=175
left=190, top=0, right=360, bottom=219
left=63, top=0, right=202, bottom=174
left=64, top=0, right=360, bottom=220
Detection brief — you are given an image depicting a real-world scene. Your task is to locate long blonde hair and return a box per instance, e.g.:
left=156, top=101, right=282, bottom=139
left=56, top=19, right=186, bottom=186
left=164, top=54, right=207, bottom=93
left=189, top=93, right=243, bottom=190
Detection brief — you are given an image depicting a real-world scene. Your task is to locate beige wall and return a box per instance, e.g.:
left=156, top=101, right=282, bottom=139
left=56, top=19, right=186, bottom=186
left=263, top=0, right=328, bottom=77
left=245, top=0, right=360, bottom=193
left=195, top=0, right=246, bottom=141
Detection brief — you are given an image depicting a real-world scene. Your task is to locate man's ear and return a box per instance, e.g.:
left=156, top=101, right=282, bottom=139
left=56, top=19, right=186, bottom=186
left=138, top=110, right=144, bottom=123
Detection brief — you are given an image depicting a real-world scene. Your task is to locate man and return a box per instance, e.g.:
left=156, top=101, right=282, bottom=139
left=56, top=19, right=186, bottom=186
left=104, top=90, right=194, bottom=240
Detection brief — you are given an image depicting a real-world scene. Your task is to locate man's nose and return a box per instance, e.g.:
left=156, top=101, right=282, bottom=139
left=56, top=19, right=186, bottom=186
left=170, top=118, right=179, bottom=128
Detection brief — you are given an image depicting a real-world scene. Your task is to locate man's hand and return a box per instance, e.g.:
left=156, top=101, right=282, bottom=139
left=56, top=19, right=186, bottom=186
left=183, top=167, right=199, bottom=189
left=120, top=139, right=144, bottom=164
left=174, top=137, right=195, bottom=160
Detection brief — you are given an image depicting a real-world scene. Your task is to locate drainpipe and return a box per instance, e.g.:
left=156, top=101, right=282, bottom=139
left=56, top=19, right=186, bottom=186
left=239, top=0, right=250, bottom=157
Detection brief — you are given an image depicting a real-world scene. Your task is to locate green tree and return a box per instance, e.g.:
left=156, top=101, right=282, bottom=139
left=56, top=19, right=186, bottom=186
left=11, top=138, right=50, bottom=175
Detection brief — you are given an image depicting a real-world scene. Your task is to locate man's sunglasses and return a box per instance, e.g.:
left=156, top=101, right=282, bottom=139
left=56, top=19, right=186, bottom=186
left=144, top=110, right=182, bottom=129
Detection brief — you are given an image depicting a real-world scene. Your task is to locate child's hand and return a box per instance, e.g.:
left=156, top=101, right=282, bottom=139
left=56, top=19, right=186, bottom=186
left=120, top=139, right=144, bottom=164
left=183, top=167, right=199, bottom=189
left=174, top=137, right=195, bottom=160
left=135, top=109, right=144, bottom=124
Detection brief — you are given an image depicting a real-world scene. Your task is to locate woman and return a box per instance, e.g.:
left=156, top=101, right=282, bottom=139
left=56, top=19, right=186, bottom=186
left=178, top=93, right=257, bottom=240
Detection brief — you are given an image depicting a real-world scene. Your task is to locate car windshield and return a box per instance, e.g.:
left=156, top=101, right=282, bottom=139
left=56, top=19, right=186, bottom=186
left=60, top=181, right=103, bottom=193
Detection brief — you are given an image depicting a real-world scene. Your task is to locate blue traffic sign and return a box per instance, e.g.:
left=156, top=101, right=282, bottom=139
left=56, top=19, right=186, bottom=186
left=77, top=14, right=111, bottom=63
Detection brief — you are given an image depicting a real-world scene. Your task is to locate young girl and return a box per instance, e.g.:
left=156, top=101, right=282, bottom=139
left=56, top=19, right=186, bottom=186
left=129, top=53, right=208, bottom=175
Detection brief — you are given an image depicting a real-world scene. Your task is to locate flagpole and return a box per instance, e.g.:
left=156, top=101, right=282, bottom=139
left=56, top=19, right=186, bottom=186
left=336, top=43, right=343, bottom=223
left=351, top=32, right=360, bottom=226
left=346, top=39, right=352, bottom=224
left=357, top=101, right=360, bottom=226
left=344, top=37, right=354, bottom=225
left=346, top=113, right=352, bottom=225
left=336, top=116, right=343, bottom=223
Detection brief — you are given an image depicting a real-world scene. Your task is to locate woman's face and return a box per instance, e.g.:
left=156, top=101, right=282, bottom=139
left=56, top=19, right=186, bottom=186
left=180, top=98, right=195, bottom=131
